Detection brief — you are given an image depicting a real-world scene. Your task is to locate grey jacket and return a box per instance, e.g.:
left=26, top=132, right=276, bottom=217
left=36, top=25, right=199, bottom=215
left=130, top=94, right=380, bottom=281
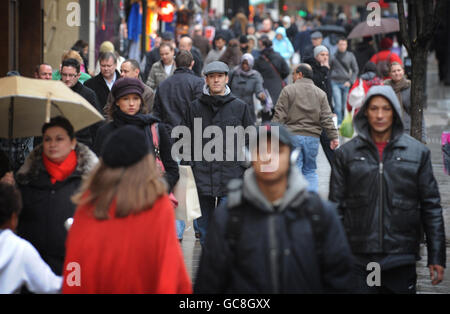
left=146, top=60, right=176, bottom=90
left=272, top=78, right=338, bottom=140
left=330, top=50, right=359, bottom=84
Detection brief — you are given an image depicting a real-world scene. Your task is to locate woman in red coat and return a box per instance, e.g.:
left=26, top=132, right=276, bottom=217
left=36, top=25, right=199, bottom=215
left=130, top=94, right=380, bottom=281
left=62, top=125, right=192, bottom=294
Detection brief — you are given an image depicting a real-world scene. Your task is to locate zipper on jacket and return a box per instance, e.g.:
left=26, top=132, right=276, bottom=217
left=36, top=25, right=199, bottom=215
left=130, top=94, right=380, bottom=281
left=378, top=162, right=384, bottom=250
left=268, top=215, right=279, bottom=293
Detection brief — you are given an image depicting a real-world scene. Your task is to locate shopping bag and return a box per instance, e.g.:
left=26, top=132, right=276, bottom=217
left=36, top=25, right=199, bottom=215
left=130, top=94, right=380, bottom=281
left=348, top=78, right=365, bottom=110
left=173, top=165, right=201, bottom=222
left=339, top=110, right=354, bottom=138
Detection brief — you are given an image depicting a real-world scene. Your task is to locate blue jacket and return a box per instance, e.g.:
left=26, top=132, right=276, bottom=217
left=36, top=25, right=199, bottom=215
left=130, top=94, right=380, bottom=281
left=272, top=27, right=294, bottom=62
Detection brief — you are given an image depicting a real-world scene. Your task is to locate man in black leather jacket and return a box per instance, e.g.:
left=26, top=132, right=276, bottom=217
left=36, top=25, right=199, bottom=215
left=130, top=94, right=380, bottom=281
left=329, top=85, right=446, bottom=293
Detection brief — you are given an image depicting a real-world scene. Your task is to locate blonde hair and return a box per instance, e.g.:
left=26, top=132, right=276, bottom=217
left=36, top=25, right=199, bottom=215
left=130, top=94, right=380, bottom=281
left=61, top=50, right=84, bottom=65
left=389, top=61, right=403, bottom=72
left=72, top=154, right=167, bottom=220
left=99, top=41, right=115, bottom=53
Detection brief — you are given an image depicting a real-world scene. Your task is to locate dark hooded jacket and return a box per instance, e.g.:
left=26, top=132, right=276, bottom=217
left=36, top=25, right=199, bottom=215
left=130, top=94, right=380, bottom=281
left=329, top=86, right=446, bottom=268
left=16, top=143, right=98, bottom=275
left=182, top=85, right=255, bottom=197
left=195, top=166, right=355, bottom=293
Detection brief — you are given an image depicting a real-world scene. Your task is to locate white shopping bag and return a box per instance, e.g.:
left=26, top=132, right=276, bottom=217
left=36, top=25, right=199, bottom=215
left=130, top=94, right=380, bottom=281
left=173, top=165, right=201, bottom=222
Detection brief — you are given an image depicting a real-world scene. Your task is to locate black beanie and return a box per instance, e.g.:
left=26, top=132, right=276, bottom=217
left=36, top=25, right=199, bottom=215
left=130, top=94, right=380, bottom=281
left=101, top=125, right=150, bottom=168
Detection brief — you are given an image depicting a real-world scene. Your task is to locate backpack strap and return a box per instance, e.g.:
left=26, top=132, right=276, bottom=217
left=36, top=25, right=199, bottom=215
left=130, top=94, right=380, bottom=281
left=301, top=192, right=325, bottom=267
left=225, top=179, right=244, bottom=253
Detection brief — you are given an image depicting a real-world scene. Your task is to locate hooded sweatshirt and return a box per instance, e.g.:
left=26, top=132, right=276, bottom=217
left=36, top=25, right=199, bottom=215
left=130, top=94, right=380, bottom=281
left=0, top=229, right=62, bottom=294
left=353, top=85, right=405, bottom=144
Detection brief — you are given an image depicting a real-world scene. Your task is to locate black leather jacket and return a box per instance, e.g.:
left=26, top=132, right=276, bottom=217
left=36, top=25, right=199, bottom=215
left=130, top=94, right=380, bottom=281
left=329, top=86, right=446, bottom=267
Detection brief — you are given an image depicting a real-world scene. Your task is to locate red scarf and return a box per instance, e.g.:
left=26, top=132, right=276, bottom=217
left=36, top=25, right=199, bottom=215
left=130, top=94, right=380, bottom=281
left=43, top=150, right=78, bottom=184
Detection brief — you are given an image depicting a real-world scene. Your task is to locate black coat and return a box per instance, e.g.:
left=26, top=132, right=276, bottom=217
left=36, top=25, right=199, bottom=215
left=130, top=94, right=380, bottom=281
left=190, top=46, right=204, bottom=77
left=71, top=81, right=101, bottom=150
left=16, top=143, right=98, bottom=275
left=195, top=167, right=355, bottom=293
left=253, top=48, right=290, bottom=105
left=329, top=86, right=446, bottom=267
left=182, top=89, right=255, bottom=197
left=94, top=113, right=179, bottom=192
left=84, top=70, right=121, bottom=111
left=305, top=57, right=333, bottom=112
left=153, top=67, right=204, bottom=128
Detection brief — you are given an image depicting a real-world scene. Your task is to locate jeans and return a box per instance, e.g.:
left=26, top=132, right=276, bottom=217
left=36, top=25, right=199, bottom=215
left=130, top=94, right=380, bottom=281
left=197, top=195, right=226, bottom=245
left=291, top=135, right=320, bottom=192
left=331, top=81, right=350, bottom=125
left=175, top=219, right=200, bottom=240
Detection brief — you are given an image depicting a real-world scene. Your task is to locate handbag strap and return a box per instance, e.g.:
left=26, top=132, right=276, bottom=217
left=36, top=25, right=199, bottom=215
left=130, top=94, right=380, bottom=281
left=334, top=53, right=351, bottom=79
left=150, top=123, right=161, bottom=160
left=262, top=54, right=286, bottom=87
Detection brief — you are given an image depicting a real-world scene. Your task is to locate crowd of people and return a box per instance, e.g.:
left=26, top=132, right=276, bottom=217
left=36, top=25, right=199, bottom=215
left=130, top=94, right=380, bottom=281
left=0, top=10, right=446, bottom=294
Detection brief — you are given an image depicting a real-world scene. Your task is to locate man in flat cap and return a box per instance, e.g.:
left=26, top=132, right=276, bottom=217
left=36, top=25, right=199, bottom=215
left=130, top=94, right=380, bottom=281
left=302, top=31, right=324, bottom=62
left=180, top=61, right=255, bottom=246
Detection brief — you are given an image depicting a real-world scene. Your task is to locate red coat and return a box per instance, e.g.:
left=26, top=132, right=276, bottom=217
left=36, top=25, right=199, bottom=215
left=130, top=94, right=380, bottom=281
left=62, top=194, right=192, bottom=294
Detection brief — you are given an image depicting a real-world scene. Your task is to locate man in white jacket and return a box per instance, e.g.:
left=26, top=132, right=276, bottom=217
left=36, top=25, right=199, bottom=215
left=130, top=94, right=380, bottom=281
left=0, top=183, right=62, bottom=294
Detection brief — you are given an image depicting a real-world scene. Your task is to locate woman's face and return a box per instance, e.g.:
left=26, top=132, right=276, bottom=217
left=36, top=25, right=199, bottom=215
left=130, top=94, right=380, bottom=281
left=390, top=64, right=404, bottom=82
left=242, top=60, right=250, bottom=72
left=117, top=93, right=142, bottom=116
left=43, top=126, right=76, bottom=164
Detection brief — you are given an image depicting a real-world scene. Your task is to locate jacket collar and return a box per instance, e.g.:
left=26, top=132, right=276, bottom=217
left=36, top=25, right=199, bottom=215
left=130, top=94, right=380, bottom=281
left=16, top=143, right=98, bottom=186
left=242, top=166, right=309, bottom=214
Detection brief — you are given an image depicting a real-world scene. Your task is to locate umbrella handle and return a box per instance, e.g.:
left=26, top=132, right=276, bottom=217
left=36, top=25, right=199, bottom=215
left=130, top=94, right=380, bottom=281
left=46, top=95, right=51, bottom=123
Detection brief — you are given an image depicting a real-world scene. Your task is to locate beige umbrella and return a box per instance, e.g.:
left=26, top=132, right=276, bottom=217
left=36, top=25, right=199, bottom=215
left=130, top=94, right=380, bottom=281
left=0, top=76, right=104, bottom=139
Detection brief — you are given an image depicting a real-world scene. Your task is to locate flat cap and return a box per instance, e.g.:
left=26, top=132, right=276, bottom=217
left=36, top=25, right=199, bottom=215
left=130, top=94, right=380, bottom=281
left=203, top=61, right=229, bottom=75
left=311, top=31, right=323, bottom=39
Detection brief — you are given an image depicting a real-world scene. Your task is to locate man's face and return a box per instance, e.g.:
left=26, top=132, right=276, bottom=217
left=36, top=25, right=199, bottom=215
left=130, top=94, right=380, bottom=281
left=215, top=38, right=226, bottom=50
left=337, top=40, right=348, bottom=53
left=205, top=72, right=228, bottom=95
left=61, top=66, right=80, bottom=88
left=253, top=141, right=290, bottom=183
left=120, top=62, right=139, bottom=79
left=160, top=46, right=174, bottom=65
left=179, top=38, right=192, bottom=51
left=365, top=96, right=394, bottom=136
left=100, top=57, right=116, bottom=79
left=262, top=19, right=272, bottom=32
left=315, top=51, right=329, bottom=64
left=312, top=37, right=322, bottom=47
left=36, top=65, right=52, bottom=80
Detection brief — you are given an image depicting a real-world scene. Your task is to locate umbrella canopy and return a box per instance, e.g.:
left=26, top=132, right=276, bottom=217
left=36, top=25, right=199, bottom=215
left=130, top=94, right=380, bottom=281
left=0, top=76, right=104, bottom=139
left=347, top=18, right=399, bottom=39
left=314, top=25, right=347, bottom=35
